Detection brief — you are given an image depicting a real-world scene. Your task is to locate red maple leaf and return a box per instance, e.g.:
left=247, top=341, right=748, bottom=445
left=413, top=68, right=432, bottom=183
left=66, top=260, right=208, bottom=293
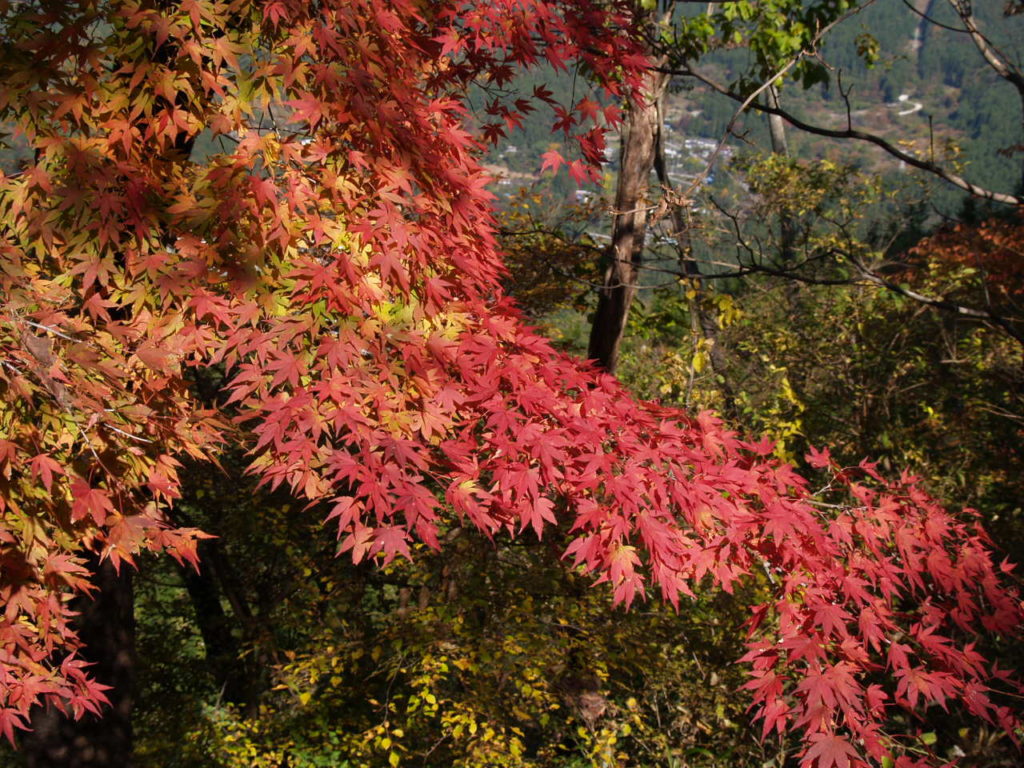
left=804, top=732, right=859, bottom=768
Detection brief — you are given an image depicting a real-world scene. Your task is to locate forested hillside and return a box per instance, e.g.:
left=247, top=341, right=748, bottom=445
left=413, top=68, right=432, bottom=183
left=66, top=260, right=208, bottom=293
left=488, top=0, right=1023, bottom=212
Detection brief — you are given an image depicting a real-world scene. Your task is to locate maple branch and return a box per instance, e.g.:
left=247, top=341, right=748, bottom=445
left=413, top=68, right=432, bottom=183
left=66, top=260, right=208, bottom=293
left=11, top=318, right=159, bottom=445
left=22, top=320, right=77, bottom=343
left=704, top=203, right=1024, bottom=342
left=618, top=206, right=1024, bottom=342
left=643, top=238, right=1024, bottom=342
left=100, top=422, right=154, bottom=444
left=974, top=402, right=1024, bottom=424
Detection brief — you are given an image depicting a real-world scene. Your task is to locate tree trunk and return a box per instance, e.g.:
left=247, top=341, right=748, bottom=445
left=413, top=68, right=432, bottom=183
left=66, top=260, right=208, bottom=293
left=24, top=556, right=135, bottom=768
left=179, top=538, right=261, bottom=711
left=587, top=68, right=668, bottom=373
left=767, top=85, right=797, bottom=269
left=652, top=95, right=736, bottom=413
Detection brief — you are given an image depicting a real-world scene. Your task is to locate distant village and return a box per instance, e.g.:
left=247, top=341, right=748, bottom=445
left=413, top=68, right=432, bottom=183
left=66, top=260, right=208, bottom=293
left=484, top=124, right=733, bottom=203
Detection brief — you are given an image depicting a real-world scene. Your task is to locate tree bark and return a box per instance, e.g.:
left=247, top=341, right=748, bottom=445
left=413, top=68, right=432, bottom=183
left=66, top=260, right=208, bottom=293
left=766, top=85, right=797, bottom=269
left=179, top=538, right=261, bottom=711
left=587, top=68, right=668, bottom=373
left=24, top=556, right=135, bottom=768
left=652, top=95, right=735, bottom=411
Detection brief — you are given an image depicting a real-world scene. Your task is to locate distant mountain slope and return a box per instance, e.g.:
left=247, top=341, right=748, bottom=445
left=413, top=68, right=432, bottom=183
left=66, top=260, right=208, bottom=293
left=476, top=2, right=1021, bottom=222
left=673, top=0, right=1023, bottom=207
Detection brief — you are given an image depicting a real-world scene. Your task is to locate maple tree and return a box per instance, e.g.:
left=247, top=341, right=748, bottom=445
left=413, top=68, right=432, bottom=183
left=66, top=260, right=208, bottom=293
left=0, top=1, right=1021, bottom=766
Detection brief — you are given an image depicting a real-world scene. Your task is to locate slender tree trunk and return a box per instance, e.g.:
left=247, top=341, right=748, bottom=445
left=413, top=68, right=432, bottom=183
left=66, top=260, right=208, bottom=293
left=766, top=85, right=790, bottom=158
left=766, top=84, right=803, bottom=318
left=587, top=68, right=668, bottom=373
left=24, top=556, right=135, bottom=768
left=652, top=96, right=736, bottom=413
left=767, top=85, right=797, bottom=269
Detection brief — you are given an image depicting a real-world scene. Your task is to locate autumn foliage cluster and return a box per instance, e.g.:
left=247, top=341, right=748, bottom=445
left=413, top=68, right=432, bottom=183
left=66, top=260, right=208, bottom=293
left=911, top=213, right=1024, bottom=305
left=0, top=1, right=1021, bottom=765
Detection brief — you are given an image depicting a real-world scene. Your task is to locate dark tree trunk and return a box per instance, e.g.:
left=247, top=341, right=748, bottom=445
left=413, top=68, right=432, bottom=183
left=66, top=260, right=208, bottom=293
left=587, top=68, right=668, bottom=373
left=24, top=556, right=135, bottom=768
left=179, top=538, right=260, bottom=712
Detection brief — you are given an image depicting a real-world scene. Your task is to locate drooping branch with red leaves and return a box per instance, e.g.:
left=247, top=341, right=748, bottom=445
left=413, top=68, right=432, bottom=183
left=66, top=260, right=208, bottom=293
left=0, top=1, right=1020, bottom=765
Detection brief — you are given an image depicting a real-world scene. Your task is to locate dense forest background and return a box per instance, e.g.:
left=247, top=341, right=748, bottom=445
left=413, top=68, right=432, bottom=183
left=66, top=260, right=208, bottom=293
left=3, top=1, right=1024, bottom=766
left=486, top=0, right=1023, bottom=208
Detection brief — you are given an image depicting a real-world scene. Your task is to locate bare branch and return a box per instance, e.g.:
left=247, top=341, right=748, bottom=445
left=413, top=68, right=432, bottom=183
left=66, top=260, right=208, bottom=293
left=900, top=0, right=971, bottom=34
left=850, top=259, right=1024, bottom=344
left=947, top=0, right=1024, bottom=89
left=671, top=67, right=1024, bottom=206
